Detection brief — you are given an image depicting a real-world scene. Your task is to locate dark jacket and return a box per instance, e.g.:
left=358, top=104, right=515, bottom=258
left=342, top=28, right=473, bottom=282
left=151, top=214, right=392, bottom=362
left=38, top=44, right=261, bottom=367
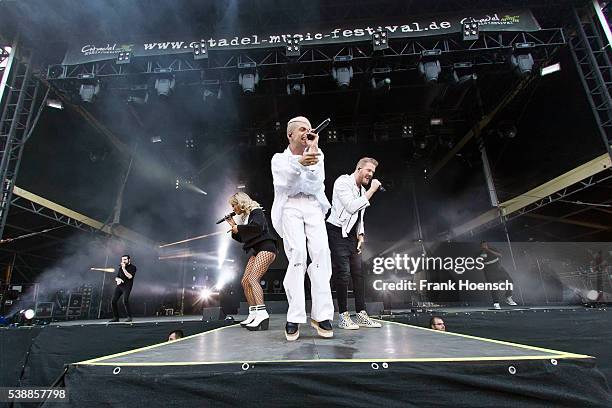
left=231, top=208, right=277, bottom=252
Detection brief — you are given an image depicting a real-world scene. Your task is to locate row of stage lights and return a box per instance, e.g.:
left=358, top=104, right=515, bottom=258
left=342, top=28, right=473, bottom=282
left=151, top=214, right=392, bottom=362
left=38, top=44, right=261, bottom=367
left=70, top=22, right=536, bottom=104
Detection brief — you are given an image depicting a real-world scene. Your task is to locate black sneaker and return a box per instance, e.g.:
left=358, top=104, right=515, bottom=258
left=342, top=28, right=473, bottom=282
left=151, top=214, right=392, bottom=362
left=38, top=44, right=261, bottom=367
left=310, top=319, right=333, bottom=338
left=285, top=322, right=299, bottom=341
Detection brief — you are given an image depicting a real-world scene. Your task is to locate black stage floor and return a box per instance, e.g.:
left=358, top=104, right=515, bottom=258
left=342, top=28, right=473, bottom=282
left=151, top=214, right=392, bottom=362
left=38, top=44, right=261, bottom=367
left=56, top=314, right=611, bottom=407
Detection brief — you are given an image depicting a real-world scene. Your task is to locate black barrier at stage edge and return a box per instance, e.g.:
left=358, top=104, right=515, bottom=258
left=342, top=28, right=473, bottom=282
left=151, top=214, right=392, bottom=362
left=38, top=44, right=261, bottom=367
left=0, top=326, right=43, bottom=388
left=2, top=320, right=235, bottom=389
left=57, top=358, right=610, bottom=407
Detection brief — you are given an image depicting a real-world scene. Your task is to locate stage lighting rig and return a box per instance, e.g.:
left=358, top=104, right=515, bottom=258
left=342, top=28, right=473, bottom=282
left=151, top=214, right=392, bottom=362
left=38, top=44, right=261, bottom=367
left=286, top=74, right=305, bottom=96
left=193, top=40, right=208, bottom=60
left=202, top=79, right=222, bottom=101
left=285, top=37, right=301, bottom=57
left=418, top=49, right=442, bottom=83
left=462, top=20, right=479, bottom=41
left=238, top=61, right=259, bottom=93
left=116, top=51, right=132, bottom=65
left=401, top=124, right=414, bottom=138
left=78, top=82, right=100, bottom=103
left=372, top=28, right=389, bottom=51
left=327, top=129, right=339, bottom=143
left=510, top=42, right=535, bottom=76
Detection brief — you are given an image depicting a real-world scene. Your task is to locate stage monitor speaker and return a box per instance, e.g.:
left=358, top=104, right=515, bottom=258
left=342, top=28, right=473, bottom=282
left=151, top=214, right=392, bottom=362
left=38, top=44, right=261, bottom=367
left=202, top=306, right=225, bottom=322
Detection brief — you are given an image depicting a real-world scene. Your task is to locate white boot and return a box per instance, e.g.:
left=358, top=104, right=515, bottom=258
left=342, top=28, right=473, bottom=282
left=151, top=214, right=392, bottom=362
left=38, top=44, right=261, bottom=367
left=246, top=305, right=269, bottom=331
left=505, top=296, right=517, bottom=306
left=338, top=311, right=359, bottom=330
left=240, top=306, right=256, bottom=327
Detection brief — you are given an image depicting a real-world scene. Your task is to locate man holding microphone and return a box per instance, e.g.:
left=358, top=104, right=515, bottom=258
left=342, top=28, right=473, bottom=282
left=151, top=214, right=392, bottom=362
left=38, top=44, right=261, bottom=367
left=109, top=255, right=137, bottom=323
left=327, top=157, right=382, bottom=330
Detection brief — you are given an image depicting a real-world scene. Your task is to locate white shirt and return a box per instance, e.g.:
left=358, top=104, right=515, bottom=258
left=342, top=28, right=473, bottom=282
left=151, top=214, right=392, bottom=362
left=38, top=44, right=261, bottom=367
left=326, top=174, right=369, bottom=238
left=271, top=147, right=331, bottom=238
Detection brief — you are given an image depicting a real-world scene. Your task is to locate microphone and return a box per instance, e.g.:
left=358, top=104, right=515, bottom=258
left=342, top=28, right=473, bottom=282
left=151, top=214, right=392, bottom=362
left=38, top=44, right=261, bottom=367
left=378, top=185, right=386, bottom=192
left=215, top=212, right=236, bottom=224
left=307, top=118, right=331, bottom=140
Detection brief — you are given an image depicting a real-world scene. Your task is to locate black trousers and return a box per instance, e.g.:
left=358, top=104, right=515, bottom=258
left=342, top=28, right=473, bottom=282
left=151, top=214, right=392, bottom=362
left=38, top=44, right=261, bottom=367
left=483, top=263, right=514, bottom=303
left=327, top=224, right=365, bottom=314
left=111, top=284, right=133, bottom=318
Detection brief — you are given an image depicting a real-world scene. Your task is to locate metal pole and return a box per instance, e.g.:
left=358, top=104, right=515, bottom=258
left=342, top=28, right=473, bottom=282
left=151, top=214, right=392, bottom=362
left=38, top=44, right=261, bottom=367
left=535, top=256, right=550, bottom=304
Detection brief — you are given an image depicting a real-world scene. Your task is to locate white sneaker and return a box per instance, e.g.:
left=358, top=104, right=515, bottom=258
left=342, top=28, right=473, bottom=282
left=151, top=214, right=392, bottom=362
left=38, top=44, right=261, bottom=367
left=493, top=303, right=501, bottom=310
left=337, top=312, right=359, bottom=330
left=354, top=310, right=381, bottom=328
left=505, top=296, right=517, bottom=306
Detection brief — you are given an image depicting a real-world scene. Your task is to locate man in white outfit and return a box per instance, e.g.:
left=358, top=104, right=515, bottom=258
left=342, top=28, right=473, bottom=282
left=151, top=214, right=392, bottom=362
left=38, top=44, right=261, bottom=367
left=271, top=116, right=334, bottom=341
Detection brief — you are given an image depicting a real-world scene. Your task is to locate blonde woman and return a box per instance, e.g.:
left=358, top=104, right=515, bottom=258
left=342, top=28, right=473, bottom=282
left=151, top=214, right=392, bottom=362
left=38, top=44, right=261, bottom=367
left=225, top=192, right=277, bottom=331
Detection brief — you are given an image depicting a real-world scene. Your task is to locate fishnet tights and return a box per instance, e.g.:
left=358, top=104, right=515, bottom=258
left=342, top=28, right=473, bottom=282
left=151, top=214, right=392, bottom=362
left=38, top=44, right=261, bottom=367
left=241, top=251, right=276, bottom=306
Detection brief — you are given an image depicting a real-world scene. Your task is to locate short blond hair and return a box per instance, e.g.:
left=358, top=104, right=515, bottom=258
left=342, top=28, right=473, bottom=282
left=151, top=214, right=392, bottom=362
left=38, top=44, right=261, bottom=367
left=355, top=157, right=378, bottom=171
left=287, top=116, right=312, bottom=137
left=229, top=192, right=261, bottom=222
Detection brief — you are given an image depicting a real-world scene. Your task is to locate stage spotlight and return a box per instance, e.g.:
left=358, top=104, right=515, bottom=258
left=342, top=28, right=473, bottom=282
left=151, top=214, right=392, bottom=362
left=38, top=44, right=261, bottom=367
left=47, top=64, right=65, bottom=79
left=462, top=21, right=479, bottom=41
left=327, top=129, right=338, bottom=143
left=372, top=29, right=389, bottom=51
left=239, top=72, right=259, bottom=93
left=199, top=287, right=213, bottom=300
left=79, top=83, right=100, bottom=103
left=418, top=60, right=441, bottom=82
left=541, top=62, right=561, bottom=76
left=260, top=280, right=268, bottom=292
left=155, top=77, right=175, bottom=97
left=202, top=80, right=222, bottom=101
left=116, top=51, right=131, bottom=65
left=286, top=74, right=305, bottom=96
left=401, top=124, right=413, bottom=138
left=510, top=53, right=534, bottom=76
left=371, top=67, right=391, bottom=91
left=24, top=309, right=35, bottom=320
left=332, top=66, right=353, bottom=89
left=193, top=40, right=208, bottom=60
left=430, top=118, right=443, bottom=126
left=452, top=62, right=477, bottom=85
left=285, top=37, right=301, bottom=57
left=255, top=132, right=267, bottom=146
left=46, top=99, right=64, bottom=110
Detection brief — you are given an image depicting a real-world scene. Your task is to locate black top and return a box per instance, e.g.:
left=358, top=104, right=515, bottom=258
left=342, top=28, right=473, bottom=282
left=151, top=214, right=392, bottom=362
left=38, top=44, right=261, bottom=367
left=116, top=264, right=137, bottom=286
left=231, top=208, right=277, bottom=252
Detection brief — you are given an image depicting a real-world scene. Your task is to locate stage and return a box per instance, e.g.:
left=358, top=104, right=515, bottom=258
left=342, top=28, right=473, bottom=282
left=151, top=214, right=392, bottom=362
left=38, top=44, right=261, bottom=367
left=54, top=314, right=611, bottom=407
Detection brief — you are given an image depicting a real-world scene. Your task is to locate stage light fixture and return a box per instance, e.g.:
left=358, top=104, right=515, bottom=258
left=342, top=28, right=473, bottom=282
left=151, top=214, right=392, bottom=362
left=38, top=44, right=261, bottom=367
left=151, top=135, right=162, bottom=143
left=272, top=280, right=282, bottom=293
left=24, top=309, right=35, bottom=320
left=372, top=29, right=389, bottom=51
left=199, top=287, right=213, bottom=300
left=285, top=37, right=301, bottom=57
left=430, top=118, right=443, bottom=126
left=541, top=62, right=561, bottom=76
left=286, top=74, right=305, bottom=96
left=371, top=67, right=391, bottom=91
left=239, top=72, right=259, bottom=93
left=47, top=65, right=65, bottom=79
left=116, top=51, right=131, bottom=64
left=451, top=62, right=477, bottom=85
left=418, top=60, right=441, bottom=82
left=462, top=21, right=479, bottom=41
left=79, top=83, right=100, bottom=103
left=46, top=99, right=64, bottom=110
left=402, top=124, right=413, bottom=138
left=202, top=80, right=222, bottom=101
left=127, top=93, right=149, bottom=105
left=155, top=77, right=175, bottom=97
left=332, top=66, right=353, bottom=89
left=510, top=53, right=534, bottom=76
left=255, top=132, right=267, bottom=146
left=260, top=280, right=268, bottom=291
left=327, top=129, right=338, bottom=143
left=193, top=40, right=208, bottom=60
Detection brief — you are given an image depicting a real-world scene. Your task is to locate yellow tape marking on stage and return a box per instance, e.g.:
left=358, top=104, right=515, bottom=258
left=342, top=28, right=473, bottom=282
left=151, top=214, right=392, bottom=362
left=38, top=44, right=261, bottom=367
left=76, top=319, right=591, bottom=366
left=379, top=319, right=592, bottom=359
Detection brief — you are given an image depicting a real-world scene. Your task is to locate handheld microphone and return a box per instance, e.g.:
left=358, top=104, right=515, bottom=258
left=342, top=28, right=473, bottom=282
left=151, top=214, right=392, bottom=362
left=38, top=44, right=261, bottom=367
left=378, top=185, right=386, bottom=192
left=307, top=118, right=331, bottom=140
left=215, top=212, right=236, bottom=224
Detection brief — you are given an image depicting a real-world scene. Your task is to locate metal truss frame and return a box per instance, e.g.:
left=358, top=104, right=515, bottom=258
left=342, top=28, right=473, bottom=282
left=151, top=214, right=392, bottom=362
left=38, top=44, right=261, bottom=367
left=46, top=28, right=565, bottom=86
left=569, top=3, right=612, bottom=161
left=449, top=153, right=612, bottom=238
